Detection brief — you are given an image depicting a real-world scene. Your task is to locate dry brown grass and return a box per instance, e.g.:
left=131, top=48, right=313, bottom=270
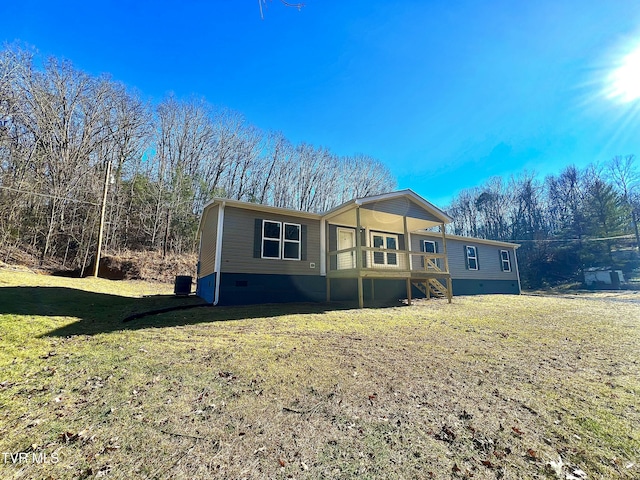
left=0, top=269, right=638, bottom=479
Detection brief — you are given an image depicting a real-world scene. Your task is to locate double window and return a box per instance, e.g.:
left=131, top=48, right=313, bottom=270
left=465, top=245, right=478, bottom=270
left=261, top=220, right=301, bottom=260
left=371, top=232, right=399, bottom=267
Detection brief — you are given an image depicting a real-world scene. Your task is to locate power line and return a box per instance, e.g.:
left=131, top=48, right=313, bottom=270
left=0, top=185, right=99, bottom=206
left=506, top=234, right=635, bottom=243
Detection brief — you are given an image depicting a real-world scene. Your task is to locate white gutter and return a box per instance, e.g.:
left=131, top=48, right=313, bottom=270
left=213, top=201, right=226, bottom=306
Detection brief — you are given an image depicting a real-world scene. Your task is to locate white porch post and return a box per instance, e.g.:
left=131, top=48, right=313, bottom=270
left=440, top=223, right=452, bottom=303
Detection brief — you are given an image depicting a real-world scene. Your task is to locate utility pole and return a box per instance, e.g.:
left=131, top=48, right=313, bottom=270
left=93, top=160, right=112, bottom=278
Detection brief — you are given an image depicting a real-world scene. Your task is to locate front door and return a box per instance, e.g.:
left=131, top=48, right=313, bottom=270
left=337, top=228, right=356, bottom=269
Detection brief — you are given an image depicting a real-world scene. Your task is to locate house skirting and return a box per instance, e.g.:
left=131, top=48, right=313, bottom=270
left=451, top=279, right=520, bottom=295
left=215, top=273, right=326, bottom=305
left=329, top=278, right=410, bottom=303
left=196, top=274, right=520, bottom=305
left=198, top=274, right=417, bottom=305
left=196, top=272, right=217, bottom=304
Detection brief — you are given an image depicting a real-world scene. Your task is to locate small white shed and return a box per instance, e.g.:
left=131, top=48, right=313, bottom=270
left=584, top=268, right=625, bottom=287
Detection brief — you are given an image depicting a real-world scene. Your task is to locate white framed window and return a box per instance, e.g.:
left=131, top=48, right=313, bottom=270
left=262, top=220, right=282, bottom=259
left=283, top=222, right=301, bottom=260
left=371, top=232, right=399, bottom=267
left=466, top=245, right=478, bottom=270
left=422, top=240, right=436, bottom=254
left=421, top=240, right=439, bottom=269
left=261, top=220, right=301, bottom=260
left=500, top=249, right=511, bottom=272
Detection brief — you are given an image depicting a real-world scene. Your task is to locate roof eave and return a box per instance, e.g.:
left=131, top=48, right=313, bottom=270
left=417, top=230, right=521, bottom=248
left=202, top=197, right=322, bottom=220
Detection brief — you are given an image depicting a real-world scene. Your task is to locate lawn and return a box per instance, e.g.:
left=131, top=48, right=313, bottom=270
left=0, top=268, right=638, bottom=479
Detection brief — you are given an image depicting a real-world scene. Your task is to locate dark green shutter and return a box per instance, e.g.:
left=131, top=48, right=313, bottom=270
left=301, top=225, right=308, bottom=261
left=475, top=247, right=480, bottom=270
left=253, top=219, right=263, bottom=258
left=499, top=250, right=504, bottom=271
left=464, top=245, right=469, bottom=269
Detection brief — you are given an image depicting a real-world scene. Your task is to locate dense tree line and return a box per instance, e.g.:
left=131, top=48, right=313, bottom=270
left=3, top=44, right=638, bottom=288
left=446, top=158, right=640, bottom=288
left=0, top=46, right=395, bottom=271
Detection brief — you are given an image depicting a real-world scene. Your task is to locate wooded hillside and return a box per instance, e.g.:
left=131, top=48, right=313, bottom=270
left=446, top=160, right=640, bottom=288
left=0, top=46, right=395, bottom=273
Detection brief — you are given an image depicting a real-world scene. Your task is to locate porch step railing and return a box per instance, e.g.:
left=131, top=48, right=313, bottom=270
left=428, top=278, right=448, bottom=297
left=412, top=279, right=449, bottom=299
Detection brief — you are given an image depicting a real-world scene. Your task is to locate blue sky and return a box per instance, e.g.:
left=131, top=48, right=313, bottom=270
left=3, top=0, right=640, bottom=205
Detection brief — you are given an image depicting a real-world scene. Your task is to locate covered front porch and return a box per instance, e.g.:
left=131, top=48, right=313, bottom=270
left=322, top=191, right=453, bottom=308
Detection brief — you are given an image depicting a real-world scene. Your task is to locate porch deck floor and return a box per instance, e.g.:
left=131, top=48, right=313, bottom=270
left=327, top=269, right=450, bottom=279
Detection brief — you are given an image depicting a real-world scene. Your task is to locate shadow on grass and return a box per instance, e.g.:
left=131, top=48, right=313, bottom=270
left=0, top=286, right=383, bottom=337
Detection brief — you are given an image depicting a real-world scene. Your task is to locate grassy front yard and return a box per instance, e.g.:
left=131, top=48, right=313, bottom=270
left=0, top=268, right=638, bottom=479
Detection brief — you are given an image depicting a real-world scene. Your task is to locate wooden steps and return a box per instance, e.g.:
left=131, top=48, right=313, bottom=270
left=412, top=278, right=449, bottom=300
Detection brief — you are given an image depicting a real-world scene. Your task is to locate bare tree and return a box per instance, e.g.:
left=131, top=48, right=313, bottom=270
left=341, top=154, right=396, bottom=202
left=154, top=95, right=215, bottom=256
left=607, top=154, right=640, bottom=249
left=0, top=46, right=399, bottom=268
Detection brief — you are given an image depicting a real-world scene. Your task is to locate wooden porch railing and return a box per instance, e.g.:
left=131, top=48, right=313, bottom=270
left=326, top=247, right=452, bottom=305
left=327, top=247, right=449, bottom=275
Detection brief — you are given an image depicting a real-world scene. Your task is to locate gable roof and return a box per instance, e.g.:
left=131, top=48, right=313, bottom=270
left=322, top=189, right=453, bottom=224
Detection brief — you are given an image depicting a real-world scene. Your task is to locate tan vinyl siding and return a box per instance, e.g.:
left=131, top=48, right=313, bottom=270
left=362, top=197, right=441, bottom=222
left=412, top=234, right=518, bottom=281
left=221, top=206, right=321, bottom=276
left=199, top=205, right=219, bottom=278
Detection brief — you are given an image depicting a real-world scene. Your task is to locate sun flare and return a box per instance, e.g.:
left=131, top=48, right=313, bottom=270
left=606, top=43, right=640, bottom=103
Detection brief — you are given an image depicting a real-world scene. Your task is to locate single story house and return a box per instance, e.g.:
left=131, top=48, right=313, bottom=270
left=196, top=190, right=521, bottom=307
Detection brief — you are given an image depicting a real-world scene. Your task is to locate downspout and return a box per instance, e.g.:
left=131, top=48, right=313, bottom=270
left=213, top=201, right=226, bottom=305
left=513, top=246, right=522, bottom=294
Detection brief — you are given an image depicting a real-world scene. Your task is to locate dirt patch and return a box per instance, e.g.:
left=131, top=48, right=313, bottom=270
left=49, top=250, right=198, bottom=283
left=1, top=245, right=196, bottom=284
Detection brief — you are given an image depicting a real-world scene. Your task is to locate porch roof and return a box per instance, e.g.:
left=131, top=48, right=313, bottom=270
left=322, top=189, right=453, bottom=231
